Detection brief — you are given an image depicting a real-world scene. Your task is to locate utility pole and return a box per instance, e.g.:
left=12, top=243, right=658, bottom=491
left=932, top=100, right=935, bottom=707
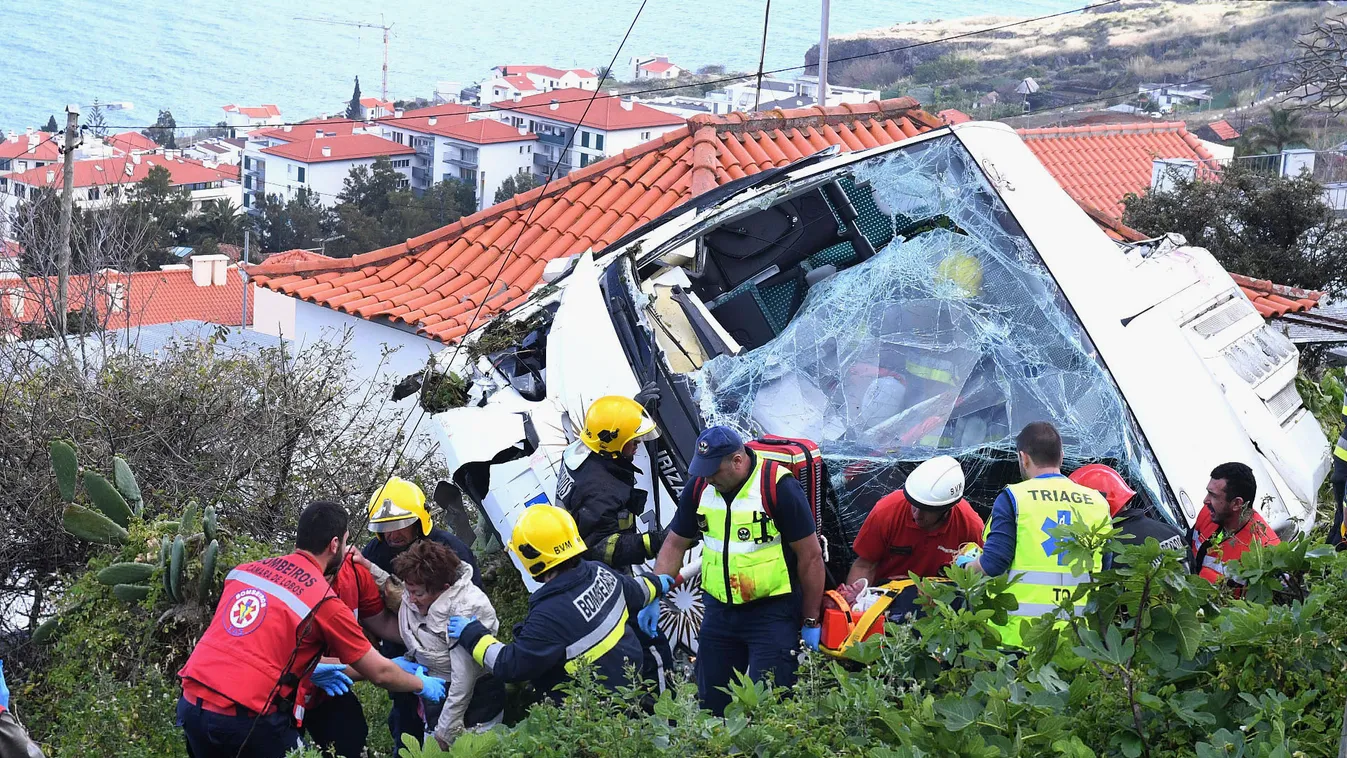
left=818, top=0, right=831, bottom=107
left=295, top=15, right=394, bottom=102
left=240, top=230, right=249, bottom=328
left=56, top=104, right=80, bottom=336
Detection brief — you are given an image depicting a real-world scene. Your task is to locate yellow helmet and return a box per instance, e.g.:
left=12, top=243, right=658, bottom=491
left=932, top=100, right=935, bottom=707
left=936, top=251, right=984, bottom=298
left=367, top=477, right=431, bottom=536
left=509, top=504, right=586, bottom=578
left=581, top=395, right=657, bottom=456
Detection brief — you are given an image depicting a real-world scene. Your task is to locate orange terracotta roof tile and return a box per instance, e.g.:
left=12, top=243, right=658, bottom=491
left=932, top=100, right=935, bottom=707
left=1230, top=273, right=1323, bottom=319
left=1, top=267, right=251, bottom=330
left=1016, top=121, right=1217, bottom=221
left=250, top=97, right=943, bottom=343
left=1207, top=119, right=1239, bottom=141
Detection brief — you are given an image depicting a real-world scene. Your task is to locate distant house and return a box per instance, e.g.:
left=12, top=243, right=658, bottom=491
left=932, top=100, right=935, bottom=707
left=636, top=58, right=681, bottom=80
left=360, top=97, right=396, bottom=119
left=1138, top=83, right=1212, bottom=112
left=377, top=103, right=538, bottom=209
left=480, top=74, right=543, bottom=105
left=492, top=88, right=684, bottom=176
left=974, top=91, right=1001, bottom=109
left=240, top=117, right=397, bottom=211
left=0, top=129, right=60, bottom=179
left=717, top=75, right=879, bottom=113
left=222, top=104, right=283, bottom=135
left=256, top=134, right=415, bottom=208
left=492, top=65, right=599, bottom=93
left=0, top=154, right=241, bottom=214
left=184, top=137, right=246, bottom=166
left=1195, top=119, right=1240, bottom=144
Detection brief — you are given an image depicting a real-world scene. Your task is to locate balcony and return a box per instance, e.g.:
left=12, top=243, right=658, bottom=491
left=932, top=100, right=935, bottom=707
left=411, top=166, right=433, bottom=185
left=443, top=150, right=479, bottom=168
left=534, top=152, right=572, bottom=176
left=536, top=130, right=573, bottom=147
left=414, top=141, right=434, bottom=159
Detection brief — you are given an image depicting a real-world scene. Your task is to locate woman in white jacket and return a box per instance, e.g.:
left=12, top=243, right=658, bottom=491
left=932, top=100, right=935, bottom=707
left=392, top=540, right=506, bottom=749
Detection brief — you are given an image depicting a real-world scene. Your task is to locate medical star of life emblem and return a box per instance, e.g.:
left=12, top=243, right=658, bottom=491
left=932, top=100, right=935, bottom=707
left=225, top=588, right=267, bottom=637
left=698, top=439, right=709, bottom=454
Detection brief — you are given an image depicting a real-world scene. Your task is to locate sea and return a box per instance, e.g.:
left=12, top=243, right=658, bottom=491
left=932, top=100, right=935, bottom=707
left=1, top=0, right=1082, bottom=133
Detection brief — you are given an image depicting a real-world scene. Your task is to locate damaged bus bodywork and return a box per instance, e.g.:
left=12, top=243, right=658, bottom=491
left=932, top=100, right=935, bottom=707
left=433, top=122, right=1331, bottom=652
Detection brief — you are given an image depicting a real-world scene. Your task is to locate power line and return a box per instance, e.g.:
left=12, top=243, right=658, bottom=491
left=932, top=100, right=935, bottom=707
left=374, top=0, right=654, bottom=478
left=96, top=0, right=1125, bottom=132
left=753, top=0, right=773, bottom=112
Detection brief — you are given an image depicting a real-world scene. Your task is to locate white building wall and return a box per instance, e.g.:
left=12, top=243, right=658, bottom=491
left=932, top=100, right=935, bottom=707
left=250, top=284, right=297, bottom=338
left=252, top=155, right=409, bottom=208
left=471, top=140, right=537, bottom=210
left=603, top=125, right=680, bottom=154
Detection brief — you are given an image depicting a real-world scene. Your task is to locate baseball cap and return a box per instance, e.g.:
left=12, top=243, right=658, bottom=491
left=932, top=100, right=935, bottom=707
left=688, top=426, right=744, bottom=478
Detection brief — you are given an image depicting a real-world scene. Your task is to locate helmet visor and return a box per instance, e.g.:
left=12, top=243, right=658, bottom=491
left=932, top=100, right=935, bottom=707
left=369, top=515, right=420, bottom=533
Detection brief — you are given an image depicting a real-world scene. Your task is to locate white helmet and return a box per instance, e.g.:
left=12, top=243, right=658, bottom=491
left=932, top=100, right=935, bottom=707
left=903, top=455, right=965, bottom=511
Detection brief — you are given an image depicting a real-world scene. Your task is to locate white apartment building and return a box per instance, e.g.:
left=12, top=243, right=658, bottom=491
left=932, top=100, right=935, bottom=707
left=184, top=137, right=246, bottom=166
left=241, top=118, right=381, bottom=211
left=493, top=89, right=683, bottom=177
left=0, top=129, right=60, bottom=179
left=221, top=104, right=283, bottom=135
left=378, top=104, right=538, bottom=211
left=0, top=154, right=241, bottom=214
left=252, top=134, right=414, bottom=209
left=493, top=65, right=598, bottom=92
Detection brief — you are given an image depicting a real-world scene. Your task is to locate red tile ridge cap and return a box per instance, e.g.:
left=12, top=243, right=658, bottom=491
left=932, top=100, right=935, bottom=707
left=1018, top=120, right=1192, bottom=138
left=689, top=125, right=721, bottom=196
left=1228, top=273, right=1324, bottom=305
left=251, top=125, right=694, bottom=282
left=688, top=96, right=939, bottom=135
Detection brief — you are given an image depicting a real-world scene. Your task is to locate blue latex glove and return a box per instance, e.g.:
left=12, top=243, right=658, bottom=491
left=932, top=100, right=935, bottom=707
left=637, top=600, right=660, bottom=637
left=801, top=625, right=821, bottom=651
left=414, top=665, right=447, bottom=702
left=0, top=660, right=10, bottom=709
left=656, top=574, right=675, bottom=595
left=310, top=662, right=352, bottom=697
left=446, top=615, right=478, bottom=640
left=390, top=656, right=419, bottom=674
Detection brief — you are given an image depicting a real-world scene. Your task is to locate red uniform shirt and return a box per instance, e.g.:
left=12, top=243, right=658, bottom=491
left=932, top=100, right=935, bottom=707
left=331, top=555, right=385, bottom=621
left=1189, top=506, right=1280, bottom=586
left=851, top=491, right=985, bottom=580
left=180, top=551, right=373, bottom=717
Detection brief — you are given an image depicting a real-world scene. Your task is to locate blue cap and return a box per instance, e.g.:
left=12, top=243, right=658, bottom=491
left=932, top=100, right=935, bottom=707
left=688, top=426, right=744, bottom=478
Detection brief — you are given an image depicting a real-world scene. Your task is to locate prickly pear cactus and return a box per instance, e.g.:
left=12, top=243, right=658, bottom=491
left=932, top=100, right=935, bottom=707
left=50, top=440, right=78, bottom=503
left=112, top=456, right=143, bottom=516
left=83, top=471, right=133, bottom=528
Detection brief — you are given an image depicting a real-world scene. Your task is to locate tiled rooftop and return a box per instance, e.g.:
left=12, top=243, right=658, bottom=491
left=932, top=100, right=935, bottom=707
left=7, top=155, right=234, bottom=189
left=250, top=98, right=941, bottom=343
left=1206, top=119, right=1240, bottom=141
left=1230, top=274, right=1323, bottom=319
left=259, top=134, right=415, bottom=163
left=500, top=88, right=685, bottom=131
left=1017, top=121, right=1217, bottom=220
left=224, top=104, right=281, bottom=119
left=2, top=266, right=252, bottom=330
left=0, top=132, right=60, bottom=162
left=104, top=131, right=160, bottom=154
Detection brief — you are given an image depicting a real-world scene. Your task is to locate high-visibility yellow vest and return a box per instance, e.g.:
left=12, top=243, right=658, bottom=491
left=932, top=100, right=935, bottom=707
left=985, top=475, right=1110, bottom=647
left=1334, top=400, right=1347, bottom=463
left=697, top=458, right=794, bottom=605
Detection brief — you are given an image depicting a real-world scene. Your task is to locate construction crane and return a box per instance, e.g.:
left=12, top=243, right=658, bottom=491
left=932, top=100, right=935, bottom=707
left=295, top=14, right=394, bottom=102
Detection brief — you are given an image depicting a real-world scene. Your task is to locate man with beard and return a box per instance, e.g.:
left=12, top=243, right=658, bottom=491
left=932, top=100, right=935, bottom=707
left=177, top=501, right=445, bottom=758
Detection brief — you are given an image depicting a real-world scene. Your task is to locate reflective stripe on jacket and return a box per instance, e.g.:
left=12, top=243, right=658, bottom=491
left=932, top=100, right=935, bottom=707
left=179, top=552, right=337, bottom=724
left=985, top=476, right=1109, bottom=647
left=697, top=457, right=793, bottom=605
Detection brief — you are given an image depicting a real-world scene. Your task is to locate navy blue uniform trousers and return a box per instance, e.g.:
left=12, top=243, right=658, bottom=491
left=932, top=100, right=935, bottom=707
left=178, top=696, right=302, bottom=758
left=695, top=597, right=800, bottom=717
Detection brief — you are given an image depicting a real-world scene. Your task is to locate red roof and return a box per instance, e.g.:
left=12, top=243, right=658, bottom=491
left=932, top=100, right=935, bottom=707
left=262, top=249, right=333, bottom=266
left=1206, top=119, right=1240, bottom=141
left=400, top=103, right=479, bottom=119
left=938, top=109, right=972, bottom=125
left=0, top=132, right=60, bottom=162
left=1, top=266, right=251, bottom=329
left=259, top=134, right=414, bottom=163
left=501, top=88, right=684, bottom=131
left=8, top=155, right=233, bottom=189
left=393, top=113, right=537, bottom=145
left=639, top=61, right=678, bottom=74
left=1230, top=274, right=1323, bottom=318
left=1017, top=121, right=1217, bottom=220
left=250, top=97, right=941, bottom=343
left=251, top=118, right=360, bottom=143
left=361, top=97, right=395, bottom=110
left=104, top=131, right=160, bottom=154
left=499, top=65, right=594, bottom=80
left=224, top=104, right=281, bottom=119
left=499, top=75, right=539, bottom=93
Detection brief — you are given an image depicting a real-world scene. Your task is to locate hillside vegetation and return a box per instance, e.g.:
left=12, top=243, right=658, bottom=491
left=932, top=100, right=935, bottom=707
left=810, top=0, right=1328, bottom=117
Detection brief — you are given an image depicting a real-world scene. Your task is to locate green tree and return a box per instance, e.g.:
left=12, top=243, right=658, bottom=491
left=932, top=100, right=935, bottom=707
left=43, top=114, right=58, bottom=133
left=327, top=175, right=477, bottom=257
left=346, top=76, right=363, bottom=121
left=192, top=198, right=243, bottom=247
left=1123, top=160, right=1347, bottom=294
left=253, top=187, right=331, bottom=253
left=86, top=101, right=109, bottom=138
left=1244, top=107, right=1310, bottom=154
left=494, top=171, right=543, bottom=204
left=143, top=109, right=177, bottom=149
left=130, top=165, right=191, bottom=268
left=337, top=156, right=404, bottom=217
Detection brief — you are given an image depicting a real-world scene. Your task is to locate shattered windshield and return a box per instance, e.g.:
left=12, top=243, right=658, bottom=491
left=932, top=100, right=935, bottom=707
left=688, top=134, right=1172, bottom=555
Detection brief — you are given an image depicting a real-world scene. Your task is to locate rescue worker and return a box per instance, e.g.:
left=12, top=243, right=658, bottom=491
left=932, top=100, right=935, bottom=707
left=445, top=504, right=673, bottom=701
left=967, top=422, right=1110, bottom=647
left=301, top=546, right=404, bottom=758
left=361, top=477, right=480, bottom=747
left=845, top=455, right=984, bottom=586
left=558, top=395, right=666, bottom=571
left=653, top=426, right=827, bottom=717
left=0, top=661, right=45, bottom=758
left=1187, top=462, right=1280, bottom=590
left=177, top=501, right=447, bottom=758
left=1068, top=463, right=1186, bottom=569
left=1329, top=398, right=1347, bottom=550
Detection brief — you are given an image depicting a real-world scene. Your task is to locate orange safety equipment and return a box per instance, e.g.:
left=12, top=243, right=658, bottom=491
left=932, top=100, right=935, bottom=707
left=1068, top=464, right=1137, bottom=518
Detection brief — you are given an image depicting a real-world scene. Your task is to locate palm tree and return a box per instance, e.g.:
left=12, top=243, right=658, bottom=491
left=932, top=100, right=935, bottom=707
left=1244, top=108, right=1310, bottom=154
left=195, top=198, right=243, bottom=246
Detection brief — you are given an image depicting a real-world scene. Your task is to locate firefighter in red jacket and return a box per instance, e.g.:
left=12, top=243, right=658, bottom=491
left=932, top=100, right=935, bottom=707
left=1188, top=462, right=1280, bottom=591
left=177, top=501, right=447, bottom=758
